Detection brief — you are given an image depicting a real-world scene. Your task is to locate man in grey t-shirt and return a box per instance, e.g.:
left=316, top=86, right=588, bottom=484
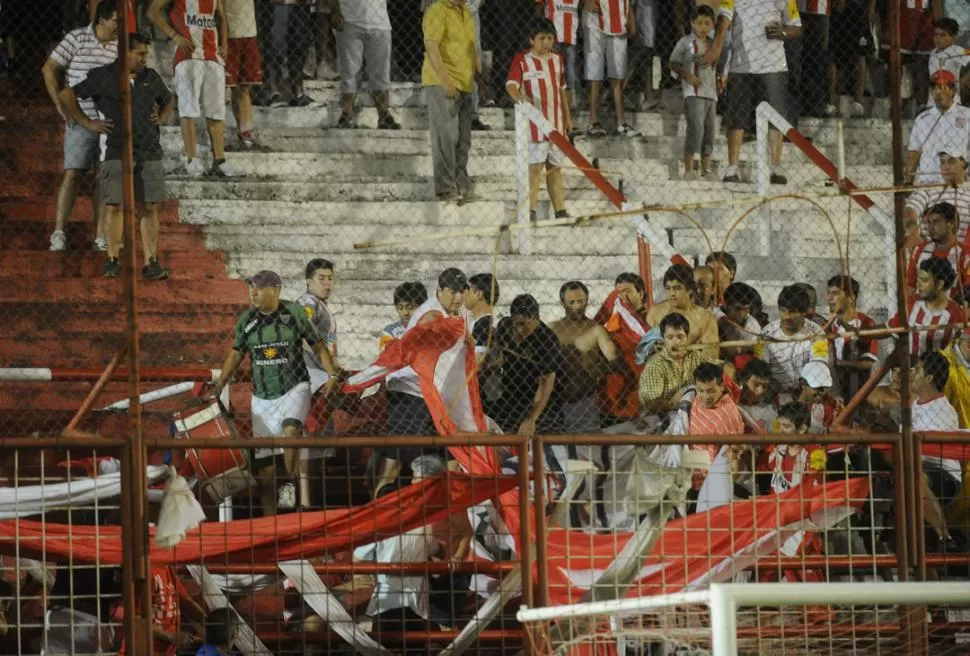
left=296, top=258, right=339, bottom=393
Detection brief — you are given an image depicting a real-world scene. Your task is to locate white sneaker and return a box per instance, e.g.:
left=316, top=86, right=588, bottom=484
left=823, top=103, right=837, bottom=117
left=185, top=158, right=206, bottom=177
left=850, top=101, right=865, bottom=118
left=49, top=230, right=67, bottom=252
left=210, top=160, right=241, bottom=178
left=277, top=482, right=296, bottom=510
left=722, top=165, right=741, bottom=183
left=92, top=236, right=107, bottom=252
left=615, top=123, right=641, bottom=137
left=315, top=61, right=338, bottom=80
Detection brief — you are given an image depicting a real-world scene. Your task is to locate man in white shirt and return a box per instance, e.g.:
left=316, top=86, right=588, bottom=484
left=911, top=350, right=963, bottom=545
left=703, top=0, right=802, bottom=184
left=41, top=0, right=119, bottom=253
left=375, top=268, right=472, bottom=494
left=906, top=69, right=970, bottom=186
left=755, top=284, right=829, bottom=394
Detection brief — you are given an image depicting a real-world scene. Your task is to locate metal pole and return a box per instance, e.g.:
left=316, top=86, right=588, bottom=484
left=115, top=4, right=151, bottom=652
left=533, top=436, right=548, bottom=607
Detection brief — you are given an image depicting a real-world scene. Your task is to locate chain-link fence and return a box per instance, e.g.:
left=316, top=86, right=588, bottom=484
left=2, top=0, right=970, bottom=653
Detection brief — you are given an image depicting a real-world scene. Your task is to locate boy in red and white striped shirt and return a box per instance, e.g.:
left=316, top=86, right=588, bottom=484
left=540, top=0, right=581, bottom=108
left=507, top=19, right=573, bottom=221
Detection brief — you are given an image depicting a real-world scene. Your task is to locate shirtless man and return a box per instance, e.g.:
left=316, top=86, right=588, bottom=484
left=550, top=281, right=619, bottom=432
left=646, top=264, right=719, bottom=358
left=693, top=265, right=717, bottom=314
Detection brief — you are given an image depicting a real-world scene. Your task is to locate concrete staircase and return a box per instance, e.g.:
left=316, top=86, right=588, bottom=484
left=166, top=80, right=898, bottom=369
left=0, top=77, right=899, bottom=440
left=0, top=96, right=249, bottom=441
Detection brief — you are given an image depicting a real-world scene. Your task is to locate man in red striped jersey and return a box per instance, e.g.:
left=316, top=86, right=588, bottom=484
left=889, top=256, right=968, bottom=356
left=906, top=202, right=970, bottom=301
left=149, top=0, right=240, bottom=177
left=507, top=19, right=573, bottom=221
left=826, top=274, right=878, bottom=402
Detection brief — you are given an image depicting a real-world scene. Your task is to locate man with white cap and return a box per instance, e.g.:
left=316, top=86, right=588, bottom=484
left=905, top=69, right=970, bottom=186
left=905, top=148, right=970, bottom=249
left=208, top=270, right=344, bottom=514
left=796, top=360, right=841, bottom=434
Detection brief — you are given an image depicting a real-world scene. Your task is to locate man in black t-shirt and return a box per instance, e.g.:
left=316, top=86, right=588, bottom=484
left=59, top=32, right=174, bottom=280
left=493, top=294, right=563, bottom=437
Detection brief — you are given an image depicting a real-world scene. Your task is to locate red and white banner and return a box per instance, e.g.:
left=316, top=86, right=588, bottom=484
left=343, top=316, right=487, bottom=436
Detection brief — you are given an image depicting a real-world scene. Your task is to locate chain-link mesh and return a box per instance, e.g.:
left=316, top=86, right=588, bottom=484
left=2, top=0, right=970, bottom=653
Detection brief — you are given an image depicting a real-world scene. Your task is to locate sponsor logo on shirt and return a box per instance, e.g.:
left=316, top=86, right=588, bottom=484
left=185, top=13, right=217, bottom=29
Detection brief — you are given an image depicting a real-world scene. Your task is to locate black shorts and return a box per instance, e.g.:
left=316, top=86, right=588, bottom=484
left=830, top=5, right=873, bottom=64
left=378, top=391, right=440, bottom=466
left=724, top=72, right=791, bottom=131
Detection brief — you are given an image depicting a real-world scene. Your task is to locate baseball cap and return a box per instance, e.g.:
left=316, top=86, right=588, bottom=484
left=438, top=267, right=469, bottom=292
left=931, top=69, right=958, bottom=86
left=245, top=270, right=282, bottom=288
left=800, top=360, right=833, bottom=389
left=938, top=146, right=968, bottom=160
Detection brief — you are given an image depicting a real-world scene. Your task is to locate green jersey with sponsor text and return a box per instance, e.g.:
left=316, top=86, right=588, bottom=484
left=232, top=301, right=320, bottom=400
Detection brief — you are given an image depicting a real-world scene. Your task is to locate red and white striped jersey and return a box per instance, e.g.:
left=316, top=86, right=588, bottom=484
left=507, top=50, right=568, bottom=143
left=889, top=297, right=968, bottom=356
left=595, top=0, right=630, bottom=36
left=828, top=313, right=879, bottom=363
left=906, top=240, right=970, bottom=298
left=170, top=0, right=222, bottom=66
left=542, top=0, right=581, bottom=45
left=797, top=0, right=830, bottom=15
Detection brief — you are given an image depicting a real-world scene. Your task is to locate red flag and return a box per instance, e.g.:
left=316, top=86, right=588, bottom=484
left=594, top=290, right=649, bottom=418
left=343, top=316, right=487, bottom=436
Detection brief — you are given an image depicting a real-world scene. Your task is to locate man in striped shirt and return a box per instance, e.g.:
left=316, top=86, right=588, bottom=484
left=826, top=274, right=878, bottom=402
left=906, top=201, right=970, bottom=301
left=905, top=149, right=970, bottom=251
left=890, top=256, right=968, bottom=357
left=754, top=285, right=829, bottom=394
left=41, top=0, right=118, bottom=253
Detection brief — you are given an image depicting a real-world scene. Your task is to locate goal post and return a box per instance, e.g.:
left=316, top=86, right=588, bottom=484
left=517, top=582, right=970, bottom=656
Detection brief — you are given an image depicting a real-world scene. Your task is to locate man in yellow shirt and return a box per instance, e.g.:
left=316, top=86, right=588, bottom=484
left=422, top=0, right=479, bottom=202
left=942, top=328, right=970, bottom=530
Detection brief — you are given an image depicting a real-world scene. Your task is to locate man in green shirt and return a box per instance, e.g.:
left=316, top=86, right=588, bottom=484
left=209, top=270, right=343, bottom=515
left=423, top=0, right=479, bottom=202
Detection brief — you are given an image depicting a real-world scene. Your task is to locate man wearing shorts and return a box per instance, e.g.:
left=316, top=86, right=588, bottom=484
left=209, top=270, right=345, bottom=514
left=329, top=0, right=401, bottom=129
left=224, top=0, right=268, bottom=150
left=704, top=0, right=801, bottom=184
left=41, top=0, right=118, bottom=253
left=59, top=33, right=175, bottom=280
left=584, top=0, right=641, bottom=137
left=149, top=0, right=240, bottom=177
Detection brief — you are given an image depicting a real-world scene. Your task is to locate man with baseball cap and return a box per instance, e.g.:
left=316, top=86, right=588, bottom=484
left=208, top=270, right=344, bottom=515
left=375, top=267, right=473, bottom=496
left=905, top=146, right=970, bottom=250
left=796, top=360, right=840, bottom=434
left=906, top=69, right=970, bottom=186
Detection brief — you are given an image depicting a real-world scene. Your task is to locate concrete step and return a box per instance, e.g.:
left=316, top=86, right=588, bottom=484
left=204, top=221, right=641, bottom=256
left=154, top=126, right=894, bottom=163
left=0, top=278, right=247, bottom=306
left=2, top=221, right=210, bottom=252
left=226, top=252, right=652, bottom=282
left=0, top=199, right=181, bottom=224
left=0, top=251, right=228, bottom=280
